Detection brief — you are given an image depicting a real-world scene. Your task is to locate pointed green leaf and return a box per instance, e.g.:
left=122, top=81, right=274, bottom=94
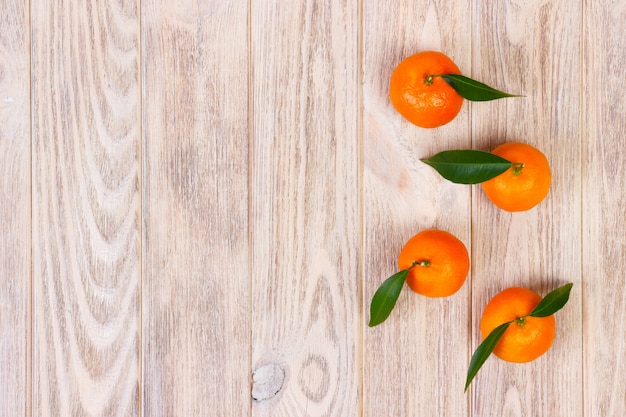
left=529, top=283, right=574, bottom=318
left=465, top=321, right=511, bottom=392
left=441, top=74, right=523, bottom=101
left=421, top=150, right=512, bottom=184
left=368, top=269, right=410, bottom=327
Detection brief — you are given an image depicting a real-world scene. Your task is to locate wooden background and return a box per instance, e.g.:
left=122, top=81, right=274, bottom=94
left=1, top=0, right=625, bottom=416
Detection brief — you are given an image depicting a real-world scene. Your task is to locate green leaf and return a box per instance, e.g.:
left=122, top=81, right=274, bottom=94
left=440, top=74, right=523, bottom=101
left=529, top=283, right=574, bottom=318
left=421, top=150, right=512, bottom=184
left=368, top=269, right=410, bottom=327
left=465, top=321, right=512, bottom=392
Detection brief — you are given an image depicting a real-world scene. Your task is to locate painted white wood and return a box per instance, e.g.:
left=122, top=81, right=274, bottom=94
left=141, top=0, right=251, bottom=416
left=31, top=0, right=141, bottom=414
left=0, top=1, right=31, bottom=416
left=3, top=1, right=624, bottom=415
left=583, top=0, right=626, bottom=415
left=362, top=1, right=473, bottom=416
left=250, top=1, right=360, bottom=416
left=471, top=1, right=583, bottom=416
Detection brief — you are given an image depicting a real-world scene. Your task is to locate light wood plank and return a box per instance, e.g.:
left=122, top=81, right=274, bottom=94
left=583, top=0, right=626, bottom=415
left=31, top=0, right=141, bottom=415
left=19, top=3, right=626, bottom=415
left=250, top=1, right=360, bottom=416
left=362, top=1, right=472, bottom=416
left=0, top=1, right=30, bottom=416
left=141, top=1, right=251, bottom=416
left=471, top=1, right=582, bottom=415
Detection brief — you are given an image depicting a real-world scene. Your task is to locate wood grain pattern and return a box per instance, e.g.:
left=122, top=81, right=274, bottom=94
left=141, top=1, right=251, bottom=416
left=0, top=1, right=30, bottom=416
left=4, top=1, right=626, bottom=416
left=362, top=1, right=472, bottom=416
left=583, top=0, right=626, bottom=415
left=250, top=1, right=360, bottom=416
left=471, top=1, right=583, bottom=415
left=31, top=0, right=140, bottom=415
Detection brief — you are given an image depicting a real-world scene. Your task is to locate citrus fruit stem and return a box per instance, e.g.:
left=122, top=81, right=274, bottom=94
left=512, top=162, right=525, bottom=176
left=411, top=259, right=430, bottom=267
left=425, top=73, right=447, bottom=85
left=514, top=316, right=527, bottom=327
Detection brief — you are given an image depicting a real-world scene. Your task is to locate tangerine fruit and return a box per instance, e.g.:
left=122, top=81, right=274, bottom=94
left=397, top=229, right=469, bottom=297
left=480, top=287, right=556, bottom=363
left=389, top=50, right=464, bottom=128
left=481, top=142, right=551, bottom=212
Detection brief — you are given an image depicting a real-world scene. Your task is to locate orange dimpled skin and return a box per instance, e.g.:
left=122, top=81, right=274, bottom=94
left=397, top=229, right=469, bottom=297
left=481, top=142, right=552, bottom=212
left=480, top=287, right=556, bottom=363
left=389, top=51, right=464, bottom=128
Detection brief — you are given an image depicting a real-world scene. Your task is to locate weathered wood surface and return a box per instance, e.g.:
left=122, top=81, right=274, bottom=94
left=362, top=1, right=472, bottom=416
left=1, top=0, right=624, bottom=416
left=582, top=0, right=626, bottom=415
left=471, top=1, right=583, bottom=415
left=31, top=0, right=140, bottom=415
left=0, top=1, right=30, bottom=416
left=142, top=1, right=250, bottom=416
left=250, top=2, right=360, bottom=416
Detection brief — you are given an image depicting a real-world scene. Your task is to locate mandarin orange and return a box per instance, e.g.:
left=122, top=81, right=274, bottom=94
left=397, top=229, right=469, bottom=297
left=480, top=287, right=556, bottom=363
left=389, top=51, right=464, bottom=128
left=481, top=142, right=551, bottom=212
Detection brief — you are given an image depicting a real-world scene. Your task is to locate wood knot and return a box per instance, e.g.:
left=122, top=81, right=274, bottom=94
left=298, top=354, right=329, bottom=402
left=251, top=363, right=285, bottom=401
